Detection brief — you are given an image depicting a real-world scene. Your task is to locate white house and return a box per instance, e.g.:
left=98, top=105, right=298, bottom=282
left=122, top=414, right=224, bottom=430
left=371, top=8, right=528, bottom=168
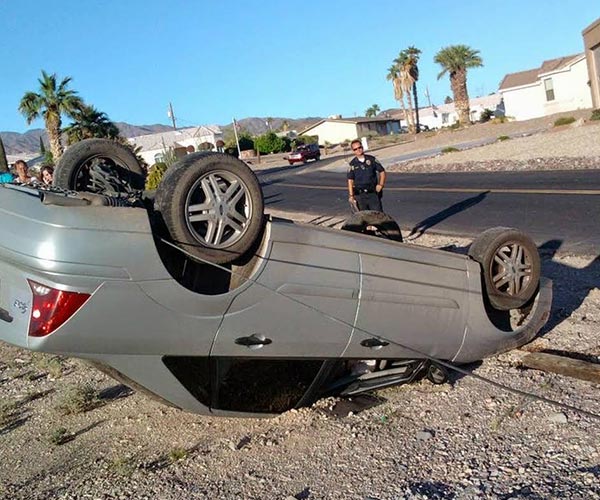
left=384, top=94, right=503, bottom=129
left=129, top=125, right=224, bottom=166
left=499, top=53, right=592, bottom=121
left=416, top=94, right=504, bottom=129
left=298, top=117, right=401, bottom=145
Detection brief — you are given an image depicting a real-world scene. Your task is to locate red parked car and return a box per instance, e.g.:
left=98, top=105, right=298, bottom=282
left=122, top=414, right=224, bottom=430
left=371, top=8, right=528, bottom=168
left=287, top=143, right=321, bottom=165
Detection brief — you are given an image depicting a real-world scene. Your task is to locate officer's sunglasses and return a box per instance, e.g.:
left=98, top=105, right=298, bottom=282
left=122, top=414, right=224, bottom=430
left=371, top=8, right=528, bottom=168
left=352, top=145, right=363, bottom=151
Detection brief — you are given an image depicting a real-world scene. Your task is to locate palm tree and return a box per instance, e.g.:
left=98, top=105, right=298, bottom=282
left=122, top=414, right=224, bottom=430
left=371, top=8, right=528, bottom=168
left=0, top=136, right=8, bottom=173
left=386, top=65, right=409, bottom=130
left=365, top=104, right=380, bottom=117
left=404, top=46, right=422, bottom=132
left=434, top=45, right=483, bottom=126
left=19, top=70, right=84, bottom=161
left=63, top=105, right=120, bottom=145
left=393, top=52, right=416, bottom=132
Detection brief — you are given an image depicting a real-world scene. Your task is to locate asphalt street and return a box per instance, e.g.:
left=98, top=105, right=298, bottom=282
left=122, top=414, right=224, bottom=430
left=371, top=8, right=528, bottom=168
left=259, top=168, right=600, bottom=255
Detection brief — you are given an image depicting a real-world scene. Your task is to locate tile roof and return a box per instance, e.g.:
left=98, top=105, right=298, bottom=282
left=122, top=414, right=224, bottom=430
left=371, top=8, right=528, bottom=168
left=499, top=53, right=583, bottom=90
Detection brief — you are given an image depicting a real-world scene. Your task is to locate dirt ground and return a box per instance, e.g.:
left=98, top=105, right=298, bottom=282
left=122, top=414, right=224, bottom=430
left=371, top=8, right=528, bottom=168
left=0, top=113, right=599, bottom=499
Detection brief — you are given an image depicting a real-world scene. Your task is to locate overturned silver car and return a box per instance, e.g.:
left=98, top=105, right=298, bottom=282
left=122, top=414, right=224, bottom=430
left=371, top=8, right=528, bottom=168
left=0, top=139, right=551, bottom=417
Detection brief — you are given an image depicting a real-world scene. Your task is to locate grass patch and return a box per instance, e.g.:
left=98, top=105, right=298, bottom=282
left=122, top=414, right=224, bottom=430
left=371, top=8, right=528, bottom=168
left=553, top=116, right=576, bottom=127
left=109, top=456, right=137, bottom=476
left=32, top=354, right=66, bottom=378
left=497, top=135, right=510, bottom=142
left=55, top=383, right=98, bottom=415
left=168, top=448, right=188, bottom=463
left=0, top=400, right=17, bottom=426
left=441, top=146, right=459, bottom=154
left=591, top=109, right=600, bottom=121
left=48, top=427, right=70, bottom=445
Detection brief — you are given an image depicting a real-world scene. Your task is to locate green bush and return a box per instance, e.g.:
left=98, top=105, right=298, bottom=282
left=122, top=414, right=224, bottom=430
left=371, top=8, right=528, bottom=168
left=479, top=108, right=494, bottom=123
left=497, top=135, right=510, bottom=142
left=554, top=116, right=576, bottom=127
left=441, top=146, right=459, bottom=153
left=55, top=383, right=98, bottom=415
left=254, top=132, right=286, bottom=154
left=145, top=162, right=168, bottom=190
left=590, top=109, right=600, bottom=121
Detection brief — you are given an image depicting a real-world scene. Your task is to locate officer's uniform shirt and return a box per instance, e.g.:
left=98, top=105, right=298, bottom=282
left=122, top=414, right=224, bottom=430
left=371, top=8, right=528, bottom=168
left=347, top=154, right=385, bottom=193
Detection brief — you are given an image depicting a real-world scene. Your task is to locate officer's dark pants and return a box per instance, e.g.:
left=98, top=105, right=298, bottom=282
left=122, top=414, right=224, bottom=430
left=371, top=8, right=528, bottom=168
left=356, top=192, right=383, bottom=211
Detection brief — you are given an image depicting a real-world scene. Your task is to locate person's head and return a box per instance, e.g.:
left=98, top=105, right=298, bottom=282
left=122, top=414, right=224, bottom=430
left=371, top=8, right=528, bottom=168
left=41, top=165, right=54, bottom=185
left=14, top=160, right=28, bottom=179
left=350, top=139, right=364, bottom=157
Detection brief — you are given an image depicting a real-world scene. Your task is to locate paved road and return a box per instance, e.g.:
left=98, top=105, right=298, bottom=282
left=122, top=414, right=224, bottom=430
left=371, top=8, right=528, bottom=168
left=259, top=168, right=600, bottom=255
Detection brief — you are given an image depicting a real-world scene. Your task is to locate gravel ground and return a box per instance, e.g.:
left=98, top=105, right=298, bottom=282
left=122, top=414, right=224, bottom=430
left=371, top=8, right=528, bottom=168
left=1, top=112, right=599, bottom=499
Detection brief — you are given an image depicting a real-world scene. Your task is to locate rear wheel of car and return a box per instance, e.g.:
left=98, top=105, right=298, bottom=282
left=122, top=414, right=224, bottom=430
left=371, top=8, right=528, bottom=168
left=468, top=227, right=540, bottom=310
left=54, top=138, right=145, bottom=195
left=155, top=152, right=264, bottom=265
left=341, top=211, right=403, bottom=242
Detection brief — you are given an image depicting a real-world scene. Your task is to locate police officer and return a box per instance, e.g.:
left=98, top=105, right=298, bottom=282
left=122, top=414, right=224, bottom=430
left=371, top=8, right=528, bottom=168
left=347, top=139, right=386, bottom=212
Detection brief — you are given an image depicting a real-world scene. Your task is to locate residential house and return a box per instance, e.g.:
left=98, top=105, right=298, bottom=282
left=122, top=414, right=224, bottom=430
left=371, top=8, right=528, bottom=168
left=383, top=94, right=503, bottom=129
left=583, top=17, right=600, bottom=109
left=298, top=116, right=401, bottom=146
left=129, top=125, right=223, bottom=166
left=499, top=54, right=592, bottom=121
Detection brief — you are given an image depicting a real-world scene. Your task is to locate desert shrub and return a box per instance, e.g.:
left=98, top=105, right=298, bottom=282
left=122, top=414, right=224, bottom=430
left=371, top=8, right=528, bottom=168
left=48, top=427, right=70, bottom=445
left=497, top=135, right=510, bottom=142
left=56, top=383, right=98, bottom=415
left=441, top=146, right=459, bottom=153
left=590, top=109, right=600, bottom=121
left=490, top=116, right=510, bottom=124
left=479, top=108, right=494, bottom=123
left=554, top=116, right=576, bottom=127
left=145, top=162, right=168, bottom=190
left=448, top=122, right=461, bottom=130
left=295, top=134, right=318, bottom=145
left=169, top=448, right=188, bottom=462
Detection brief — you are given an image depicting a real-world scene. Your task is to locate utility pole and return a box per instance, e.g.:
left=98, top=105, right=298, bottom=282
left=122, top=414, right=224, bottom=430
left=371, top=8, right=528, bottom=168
left=167, top=102, right=177, bottom=130
left=425, top=86, right=433, bottom=108
left=232, top=118, right=241, bottom=158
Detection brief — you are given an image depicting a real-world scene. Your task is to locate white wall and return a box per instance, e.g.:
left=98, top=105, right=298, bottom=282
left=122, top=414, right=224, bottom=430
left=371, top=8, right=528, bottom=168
left=307, top=122, right=358, bottom=145
left=501, top=84, right=543, bottom=120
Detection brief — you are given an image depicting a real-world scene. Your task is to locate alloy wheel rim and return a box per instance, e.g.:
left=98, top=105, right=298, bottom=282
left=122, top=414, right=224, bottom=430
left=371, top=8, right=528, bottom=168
left=490, top=242, right=532, bottom=296
left=185, top=170, right=252, bottom=249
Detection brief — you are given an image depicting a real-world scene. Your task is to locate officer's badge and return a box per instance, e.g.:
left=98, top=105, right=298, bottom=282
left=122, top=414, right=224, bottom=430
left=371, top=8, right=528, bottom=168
left=366, top=159, right=371, bottom=166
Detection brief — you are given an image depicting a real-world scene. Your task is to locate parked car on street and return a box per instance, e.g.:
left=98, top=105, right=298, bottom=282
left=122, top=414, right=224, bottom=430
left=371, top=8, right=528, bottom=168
left=0, top=139, right=551, bottom=417
left=287, top=143, right=321, bottom=165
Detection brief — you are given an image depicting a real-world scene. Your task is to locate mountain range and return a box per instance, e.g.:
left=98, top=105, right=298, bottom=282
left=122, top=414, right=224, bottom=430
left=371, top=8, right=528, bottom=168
left=1, top=117, right=322, bottom=156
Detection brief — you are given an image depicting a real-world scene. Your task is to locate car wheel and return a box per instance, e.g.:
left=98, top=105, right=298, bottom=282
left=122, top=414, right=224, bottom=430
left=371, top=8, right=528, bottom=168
left=315, top=154, right=321, bottom=161
left=155, top=152, right=264, bottom=265
left=54, top=138, right=145, bottom=195
left=468, top=227, right=540, bottom=311
left=341, top=211, right=403, bottom=242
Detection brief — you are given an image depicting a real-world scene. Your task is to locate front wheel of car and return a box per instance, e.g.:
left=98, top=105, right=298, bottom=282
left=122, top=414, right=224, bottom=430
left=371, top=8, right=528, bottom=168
left=468, top=227, right=540, bottom=311
left=54, top=138, right=146, bottom=195
left=341, top=211, right=403, bottom=242
left=155, top=152, right=264, bottom=265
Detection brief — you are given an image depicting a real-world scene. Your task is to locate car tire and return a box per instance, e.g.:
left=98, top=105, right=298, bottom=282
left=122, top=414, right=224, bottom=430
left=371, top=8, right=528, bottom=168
left=54, top=138, right=145, bottom=195
left=468, top=227, right=540, bottom=310
left=155, top=152, right=264, bottom=265
left=341, top=211, right=403, bottom=242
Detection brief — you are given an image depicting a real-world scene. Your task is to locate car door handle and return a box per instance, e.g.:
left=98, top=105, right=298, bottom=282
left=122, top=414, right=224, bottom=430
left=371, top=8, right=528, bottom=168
left=235, top=334, right=272, bottom=348
left=360, top=338, right=389, bottom=349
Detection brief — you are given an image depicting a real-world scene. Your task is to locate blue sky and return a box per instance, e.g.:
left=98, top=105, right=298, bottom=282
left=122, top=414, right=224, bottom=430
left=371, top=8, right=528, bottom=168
left=0, top=0, right=597, bottom=133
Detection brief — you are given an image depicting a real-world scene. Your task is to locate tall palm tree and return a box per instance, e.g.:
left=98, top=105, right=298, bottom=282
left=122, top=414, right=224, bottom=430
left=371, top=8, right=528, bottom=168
left=63, top=105, right=120, bottom=145
left=386, top=65, right=409, bottom=129
left=404, top=46, right=422, bottom=132
left=393, top=52, right=416, bottom=132
left=434, top=45, right=483, bottom=126
left=0, top=136, right=8, bottom=173
left=19, top=70, right=84, bottom=161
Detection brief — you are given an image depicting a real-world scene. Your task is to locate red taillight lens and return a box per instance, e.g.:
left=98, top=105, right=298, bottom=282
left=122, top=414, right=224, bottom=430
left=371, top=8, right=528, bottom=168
left=27, top=280, right=91, bottom=337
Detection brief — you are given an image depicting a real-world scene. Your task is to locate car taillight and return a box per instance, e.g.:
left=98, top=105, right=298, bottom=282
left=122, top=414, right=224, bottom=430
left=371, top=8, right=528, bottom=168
left=27, top=280, right=91, bottom=337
